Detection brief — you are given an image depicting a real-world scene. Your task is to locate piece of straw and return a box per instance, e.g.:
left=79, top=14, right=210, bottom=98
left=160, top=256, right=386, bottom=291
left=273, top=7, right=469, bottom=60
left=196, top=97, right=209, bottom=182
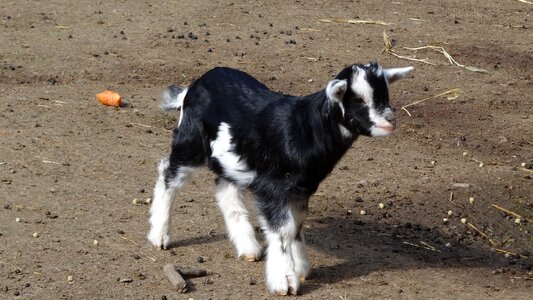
left=403, top=45, right=487, bottom=73
left=466, top=222, right=498, bottom=247
left=491, top=204, right=532, bottom=223
left=321, top=18, right=390, bottom=26
left=401, top=88, right=463, bottom=116
left=382, top=31, right=434, bottom=65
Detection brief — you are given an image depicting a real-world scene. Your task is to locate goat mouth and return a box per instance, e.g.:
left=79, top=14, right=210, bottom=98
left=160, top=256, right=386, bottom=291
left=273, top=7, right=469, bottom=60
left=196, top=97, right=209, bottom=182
left=375, top=124, right=395, bottom=132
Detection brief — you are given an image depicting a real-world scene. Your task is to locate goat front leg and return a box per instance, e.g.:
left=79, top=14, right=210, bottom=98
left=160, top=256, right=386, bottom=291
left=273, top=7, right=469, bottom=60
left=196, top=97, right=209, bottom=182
left=215, top=178, right=262, bottom=261
left=261, top=200, right=309, bottom=295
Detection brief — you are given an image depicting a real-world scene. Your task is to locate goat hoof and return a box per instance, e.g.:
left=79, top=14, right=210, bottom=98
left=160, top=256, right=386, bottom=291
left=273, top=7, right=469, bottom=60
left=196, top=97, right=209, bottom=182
left=242, top=253, right=260, bottom=262
left=147, top=231, right=171, bottom=250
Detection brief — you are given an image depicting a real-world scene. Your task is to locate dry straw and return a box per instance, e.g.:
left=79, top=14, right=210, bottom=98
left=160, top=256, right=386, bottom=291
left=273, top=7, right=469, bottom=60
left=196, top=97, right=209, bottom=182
left=382, top=31, right=487, bottom=73
left=320, top=18, right=390, bottom=26
left=401, top=88, right=463, bottom=117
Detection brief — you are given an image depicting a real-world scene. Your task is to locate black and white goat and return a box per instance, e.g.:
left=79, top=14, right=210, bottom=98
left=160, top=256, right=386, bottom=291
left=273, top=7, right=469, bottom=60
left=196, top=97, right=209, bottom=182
left=148, top=63, right=413, bottom=295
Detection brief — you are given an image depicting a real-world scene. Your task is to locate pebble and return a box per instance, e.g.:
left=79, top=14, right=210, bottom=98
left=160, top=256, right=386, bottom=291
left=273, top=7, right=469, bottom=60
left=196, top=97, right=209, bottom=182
left=93, top=239, right=99, bottom=246
left=447, top=210, right=453, bottom=216
left=443, top=218, right=449, bottom=224
left=32, top=232, right=39, bottom=238
left=67, top=275, right=73, bottom=282
left=378, top=203, right=385, bottom=209
left=132, top=198, right=139, bottom=205
left=461, top=218, right=467, bottom=224
left=469, top=197, right=475, bottom=204
left=15, top=217, right=20, bottom=222
left=360, top=210, right=366, bottom=215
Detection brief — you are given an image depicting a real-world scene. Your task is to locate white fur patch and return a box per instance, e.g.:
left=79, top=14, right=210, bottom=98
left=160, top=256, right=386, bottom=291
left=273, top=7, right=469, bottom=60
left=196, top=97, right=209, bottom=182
left=339, top=124, right=352, bottom=139
left=215, top=179, right=262, bottom=260
left=210, top=123, right=256, bottom=186
left=176, top=88, right=188, bottom=127
left=351, top=69, right=374, bottom=105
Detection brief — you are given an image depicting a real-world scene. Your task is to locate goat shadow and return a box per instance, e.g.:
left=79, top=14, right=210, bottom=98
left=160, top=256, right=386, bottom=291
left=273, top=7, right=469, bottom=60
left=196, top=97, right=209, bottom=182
left=299, top=214, right=530, bottom=294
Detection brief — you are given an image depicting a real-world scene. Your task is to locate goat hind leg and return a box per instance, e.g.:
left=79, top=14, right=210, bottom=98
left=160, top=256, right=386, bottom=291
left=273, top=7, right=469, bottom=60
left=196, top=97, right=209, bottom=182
left=147, top=159, right=195, bottom=249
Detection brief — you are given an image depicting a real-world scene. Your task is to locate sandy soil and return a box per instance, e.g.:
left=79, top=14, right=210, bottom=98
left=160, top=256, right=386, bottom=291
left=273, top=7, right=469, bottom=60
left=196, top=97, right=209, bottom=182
left=1, top=0, right=532, bottom=299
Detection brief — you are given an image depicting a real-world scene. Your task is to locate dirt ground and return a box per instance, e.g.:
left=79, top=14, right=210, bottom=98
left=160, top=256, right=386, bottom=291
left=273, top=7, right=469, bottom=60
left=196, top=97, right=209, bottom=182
left=1, top=0, right=532, bottom=299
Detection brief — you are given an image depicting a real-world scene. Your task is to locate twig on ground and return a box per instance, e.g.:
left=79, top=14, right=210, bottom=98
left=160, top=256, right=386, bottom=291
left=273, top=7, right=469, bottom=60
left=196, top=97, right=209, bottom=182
left=466, top=222, right=498, bottom=247
left=494, top=248, right=528, bottom=259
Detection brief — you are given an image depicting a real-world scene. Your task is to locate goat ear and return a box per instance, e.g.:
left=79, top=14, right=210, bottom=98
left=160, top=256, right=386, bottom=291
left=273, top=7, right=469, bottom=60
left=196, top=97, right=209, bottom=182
left=326, top=79, right=348, bottom=102
left=384, top=66, right=414, bottom=84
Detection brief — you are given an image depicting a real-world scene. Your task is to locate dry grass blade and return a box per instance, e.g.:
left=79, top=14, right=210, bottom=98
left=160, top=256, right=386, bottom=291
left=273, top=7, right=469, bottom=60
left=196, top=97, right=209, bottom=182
left=419, top=241, right=441, bottom=252
left=516, top=0, right=533, bottom=4
left=382, top=31, right=434, bottom=65
left=321, top=18, right=390, bottom=26
left=401, top=88, right=463, bottom=116
left=491, top=204, right=532, bottom=223
left=403, top=45, right=487, bottom=73
left=494, top=248, right=528, bottom=259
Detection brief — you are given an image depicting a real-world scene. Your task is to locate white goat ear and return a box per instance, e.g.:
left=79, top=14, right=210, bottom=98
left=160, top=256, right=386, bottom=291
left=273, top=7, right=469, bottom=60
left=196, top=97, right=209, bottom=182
left=384, top=66, right=414, bottom=84
left=326, top=79, right=348, bottom=102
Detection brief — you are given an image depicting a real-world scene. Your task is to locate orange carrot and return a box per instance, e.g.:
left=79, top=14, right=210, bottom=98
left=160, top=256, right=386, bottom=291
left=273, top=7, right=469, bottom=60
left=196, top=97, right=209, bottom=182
left=96, top=90, right=122, bottom=107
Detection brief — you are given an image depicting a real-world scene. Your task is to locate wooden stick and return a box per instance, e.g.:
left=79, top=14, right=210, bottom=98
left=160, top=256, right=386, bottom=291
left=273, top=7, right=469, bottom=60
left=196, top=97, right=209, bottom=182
left=164, top=264, right=188, bottom=293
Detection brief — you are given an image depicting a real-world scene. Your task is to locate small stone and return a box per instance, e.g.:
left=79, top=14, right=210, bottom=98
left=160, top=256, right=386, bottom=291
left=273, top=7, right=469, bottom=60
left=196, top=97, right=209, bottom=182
left=445, top=242, right=451, bottom=248
left=93, top=239, right=99, bottom=246
left=197, top=256, right=205, bottom=263
left=67, top=275, right=73, bottom=282
left=515, top=218, right=521, bottom=224
left=443, top=218, right=449, bottom=224
left=462, top=151, right=468, bottom=156
left=479, top=162, right=484, bottom=168
left=346, top=209, right=352, bottom=215
left=431, top=160, right=436, bottom=166
left=461, top=218, right=467, bottom=224
left=145, top=198, right=152, bottom=204
left=378, top=203, right=385, bottom=209
left=360, top=210, right=366, bottom=215
left=15, top=217, right=20, bottom=222
left=469, top=197, right=475, bottom=205
left=32, top=232, right=39, bottom=238
left=521, top=162, right=526, bottom=167
left=132, top=198, right=139, bottom=205
left=447, top=210, right=453, bottom=216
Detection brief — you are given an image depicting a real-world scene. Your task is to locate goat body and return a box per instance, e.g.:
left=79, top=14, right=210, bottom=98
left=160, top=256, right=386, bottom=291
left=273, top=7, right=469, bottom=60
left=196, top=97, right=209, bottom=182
left=148, top=63, right=413, bottom=295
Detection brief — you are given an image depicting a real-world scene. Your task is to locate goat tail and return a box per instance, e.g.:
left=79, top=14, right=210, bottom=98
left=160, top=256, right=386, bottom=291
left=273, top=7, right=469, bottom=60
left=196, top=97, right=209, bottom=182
left=161, top=85, right=188, bottom=111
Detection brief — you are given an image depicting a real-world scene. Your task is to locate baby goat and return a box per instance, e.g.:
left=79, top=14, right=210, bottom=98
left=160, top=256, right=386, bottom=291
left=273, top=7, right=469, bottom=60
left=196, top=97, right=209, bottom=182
left=148, top=63, right=413, bottom=295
